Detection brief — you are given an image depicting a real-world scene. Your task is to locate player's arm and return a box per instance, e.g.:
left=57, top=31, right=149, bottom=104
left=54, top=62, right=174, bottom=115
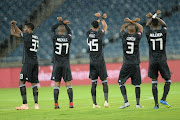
left=10, top=20, right=22, bottom=37
left=101, top=19, right=108, bottom=32
left=63, top=19, right=72, bottom=35
left=120, top=23, right=131, bottom=32
left=122, top=18, right=141, bottom=32
left=131, top=21, right=143, bottom=33
left=95, top=13, right=108, bottom=32
left=125, top=18, right=143, bottom=32
left=51, top=17, right=64, bottom=36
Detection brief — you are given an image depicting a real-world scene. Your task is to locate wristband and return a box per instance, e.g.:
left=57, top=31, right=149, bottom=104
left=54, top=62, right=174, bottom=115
left=152, top=13, right=157, bottom=18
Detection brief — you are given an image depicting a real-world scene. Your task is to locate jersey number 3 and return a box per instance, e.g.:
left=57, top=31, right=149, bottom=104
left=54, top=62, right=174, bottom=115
left=30, top=39, right=39, bottom=52
left=126, top=42, right=134, bottom=54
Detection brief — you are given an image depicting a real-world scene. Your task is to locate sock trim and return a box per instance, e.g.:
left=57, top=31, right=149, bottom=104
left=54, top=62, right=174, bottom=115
left=152, top=81, right=158, bottom=84
left=19, top=84, right=25, bottom=88
left=32, top=85, right=37, bottom=88
left=67, top=86, right=72, bottom=90
left=102, top=80, right=107, bottom=83
left=54, top=86, right=60, bottom=90
left=92, top=79, right=98, bottom=82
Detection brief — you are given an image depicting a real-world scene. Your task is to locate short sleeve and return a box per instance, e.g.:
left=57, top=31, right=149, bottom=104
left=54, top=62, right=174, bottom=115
left=120, top=31, right=127, bottom=38
left=161, top=25, right=167, bottom=34
left=20, top=32, right=28, bottom=41
left=137, top=31, right=142, bottom=39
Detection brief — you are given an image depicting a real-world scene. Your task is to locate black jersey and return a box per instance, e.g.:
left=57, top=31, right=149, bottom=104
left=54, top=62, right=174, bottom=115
left=20, top=33, right=39, bottom=64
left=51, top=23, right=72, bottom=64
left=120, top=31, right=142, bottom=64
left=146, top=25, right=167, bottom=62
left=87, top=29, right=105, bottom=62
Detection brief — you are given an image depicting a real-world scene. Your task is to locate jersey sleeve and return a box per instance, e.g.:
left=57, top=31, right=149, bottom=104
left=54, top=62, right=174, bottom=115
left=99, top=29, right=105, bottom=38
left=161, top=25, right=167, bottom=34
left=120, top=31, right=127, bottom=39
left=137, top=31, right=142, bottom=39
left=20, top=32, right=28, bottom=41
left=145, top=26, right=150, bottom=40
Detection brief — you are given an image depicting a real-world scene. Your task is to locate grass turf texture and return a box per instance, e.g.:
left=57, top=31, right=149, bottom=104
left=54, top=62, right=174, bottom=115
left=0, top=83, right=180, bottom=120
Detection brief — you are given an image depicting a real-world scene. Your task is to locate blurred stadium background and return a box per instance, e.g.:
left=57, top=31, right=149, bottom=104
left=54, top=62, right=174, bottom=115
left=0, top=0, right=180, bottom=88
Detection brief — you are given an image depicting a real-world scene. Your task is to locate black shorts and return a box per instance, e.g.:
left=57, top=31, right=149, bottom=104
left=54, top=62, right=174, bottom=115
left=118, top=64, right=141, bottom=85
left=89, top=61, right=108, bottom=80
left=51, top=63, right=72, bottom=82
left=148, top=61, right=171, bottom=79
left=20, top=63, right=39, bottom=83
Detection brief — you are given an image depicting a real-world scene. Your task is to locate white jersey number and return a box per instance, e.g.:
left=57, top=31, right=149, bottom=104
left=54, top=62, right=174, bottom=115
left=55, top=43, right=69, bottom=55
left=30, top=39, right=39, bottom=52
left=126, top=42, right=134, bottom=54
left=150, top=38, right=163, bottom=50
left=87, top=39, right=98, bottom=51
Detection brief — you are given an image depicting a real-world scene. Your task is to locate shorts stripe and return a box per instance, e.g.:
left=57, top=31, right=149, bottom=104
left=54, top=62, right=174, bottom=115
left=135, top=85, right=140, bottom=87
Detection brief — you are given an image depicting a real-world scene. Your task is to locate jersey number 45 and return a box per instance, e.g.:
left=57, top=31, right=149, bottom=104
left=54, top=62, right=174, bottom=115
left=87, top=39, right=98, bottom=51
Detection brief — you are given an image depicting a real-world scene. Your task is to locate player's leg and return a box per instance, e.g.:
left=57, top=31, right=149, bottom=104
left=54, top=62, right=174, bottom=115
left=101, top=78, right=109, bottom=107
left=132, top=65, right=143, bottom=108
left=149, top=62, right=159, bottom=108
left=31, top=83, right=39, bottom=109
left=89, top=63, right=100, bottom=108
left=16, top=80, right=29, bottom=110
left=31, top=64, right=39, bottom=109
left=118, top=64, right=130, bottom=109
left=99, top=61, right=109, bottom=107
left=54, top=81, right=60, bottom=109
left=65, top=81, right=74, bottom=108
left=159, top=61, right=171, bottom=107
left=16, top=64, right=29, bottom=110
left=51, top=64, right=61, bottom=109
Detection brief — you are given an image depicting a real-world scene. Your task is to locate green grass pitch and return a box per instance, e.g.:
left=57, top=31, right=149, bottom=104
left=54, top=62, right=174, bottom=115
left=0, top=83, right=180, bottom=120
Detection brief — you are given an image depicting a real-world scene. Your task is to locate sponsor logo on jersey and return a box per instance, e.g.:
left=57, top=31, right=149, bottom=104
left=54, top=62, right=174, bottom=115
left=126, top=37, right=136, bottom=41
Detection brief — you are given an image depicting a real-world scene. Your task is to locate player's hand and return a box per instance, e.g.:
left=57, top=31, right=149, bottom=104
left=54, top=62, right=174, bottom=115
left=97, top=19, right=101, bottom=23
left=57, top=17, right=63, bottom=22
left=133, top=18, right=140, bottom=22
left=156, top=10, right=161, bottom=15
left=94, top=13, right=101, bottom=18
left=102, top=13, right=107, bottom=19
left=63, top=19, right=70, bottom=24
left=124, top=18, right=131, bottom=23
left=146, top=12, right=153, bottom=18
left=10, top=20, right=17, bottom=25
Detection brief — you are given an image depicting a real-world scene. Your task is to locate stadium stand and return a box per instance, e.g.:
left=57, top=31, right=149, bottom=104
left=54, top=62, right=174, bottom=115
left=1, top=0, right=180, bottom=64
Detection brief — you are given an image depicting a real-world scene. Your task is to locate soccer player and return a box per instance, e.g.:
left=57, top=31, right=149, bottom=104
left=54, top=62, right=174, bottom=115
left=146, top=11, right=171, bottom=109
left=118, top=18, right=144, bottom=109
left=10, top=20, right=39, bottom=110
left=51, top=17, right=73, bottom=109
left=87, top=13, right=109, bottom=108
